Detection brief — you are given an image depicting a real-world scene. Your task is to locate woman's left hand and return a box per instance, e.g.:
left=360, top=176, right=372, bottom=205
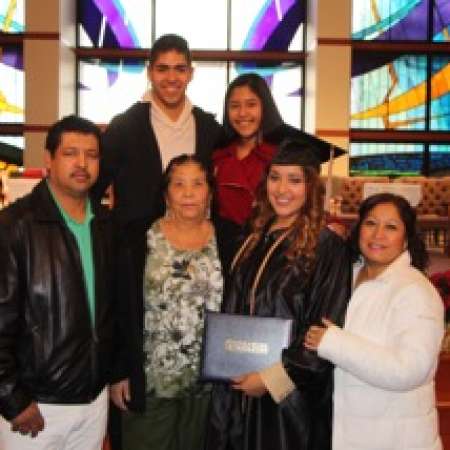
left=304, top=318, right=334, bottom=350
left=231, top=372, right=267, bottom=397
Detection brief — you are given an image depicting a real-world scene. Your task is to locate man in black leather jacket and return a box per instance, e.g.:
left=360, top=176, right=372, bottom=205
left=0, top=116, right=116, bottom=450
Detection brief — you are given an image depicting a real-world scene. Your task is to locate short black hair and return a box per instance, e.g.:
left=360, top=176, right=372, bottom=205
left=45, top=115, right=101, bottom=156
left=350, top=192, right=429, bottom=271
left=223, top=73, right=283, bottom=141
left=149, top=34, right=191, bottom=66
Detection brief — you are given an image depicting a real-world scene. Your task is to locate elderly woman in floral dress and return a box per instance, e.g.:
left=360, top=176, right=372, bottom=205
left=110, top=154, right=223, bottom=450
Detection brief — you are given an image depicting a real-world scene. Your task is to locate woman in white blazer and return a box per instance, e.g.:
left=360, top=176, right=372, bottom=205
left=305, top=192, right=444, bottom=450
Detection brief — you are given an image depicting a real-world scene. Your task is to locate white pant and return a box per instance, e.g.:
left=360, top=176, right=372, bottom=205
left=0, top=387, right=108, bottom=450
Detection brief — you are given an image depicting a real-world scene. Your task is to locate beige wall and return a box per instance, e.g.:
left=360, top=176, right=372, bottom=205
left=24, top=0, right=76, bottom=167
left=306, top=0, right=352, bottom=177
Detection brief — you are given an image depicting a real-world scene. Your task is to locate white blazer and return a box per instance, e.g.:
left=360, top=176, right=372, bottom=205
left=318, top=252, right=445, bottom=450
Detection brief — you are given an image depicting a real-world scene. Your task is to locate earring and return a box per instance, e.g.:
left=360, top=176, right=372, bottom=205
left=165, top=203, right=172, bottom=219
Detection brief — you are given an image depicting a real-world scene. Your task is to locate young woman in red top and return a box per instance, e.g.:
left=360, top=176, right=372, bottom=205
left=214, top=73, right=283, bottom=226
left=213, top=74, right=284, bottom=265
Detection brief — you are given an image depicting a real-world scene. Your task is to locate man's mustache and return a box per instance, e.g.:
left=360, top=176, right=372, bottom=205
left=70, top=170, right=91, bottom=179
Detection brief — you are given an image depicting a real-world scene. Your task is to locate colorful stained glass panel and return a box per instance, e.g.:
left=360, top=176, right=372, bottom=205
left=0, top=0, right=24, bottom=33
left=77, top=0, right=151, bottom=48
left=0, top=44, right=24, bottom=123
left=352, top=0, right=429, bottom=41
left=351, top=54, right=427, bottom=130
left=433, top=0, right=450, bottom=42
left=430, top=56, right=450, bottom=131
left=231, top=0, right=303, bottom=51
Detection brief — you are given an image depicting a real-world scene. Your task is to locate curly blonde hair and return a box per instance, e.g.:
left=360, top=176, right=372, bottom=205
left=238, top=164, right=326, bottom=275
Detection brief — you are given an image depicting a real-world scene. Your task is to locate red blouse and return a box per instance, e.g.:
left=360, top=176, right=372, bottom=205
left=213, top=141, right=276, bottom=225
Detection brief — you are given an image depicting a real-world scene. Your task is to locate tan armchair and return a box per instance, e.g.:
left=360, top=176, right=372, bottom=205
left=332, top=176, right=390, bottom=221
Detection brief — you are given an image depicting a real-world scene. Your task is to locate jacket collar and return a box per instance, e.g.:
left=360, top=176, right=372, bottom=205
left=213, top=141, right=275, bottom=164
left=30, top=179, right=109, bottom=223
left=353, top=251, right=411, bottom=285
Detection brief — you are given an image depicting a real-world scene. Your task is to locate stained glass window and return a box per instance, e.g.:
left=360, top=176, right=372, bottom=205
left=78, top=58, right=303, bottom=127
left=76, top=0, right=305, bottom=126
left=430, top=144, right=450, bottom=173
left=78, top=0, right=151, bottom=48
left=352, top=0, right=450, bottom=174
left=77, top=0, right=303, bottom=51
left=350, top=142, right=423, bottom=176
left=230, top=0, right=303, bottom=51
left=352, top=0, right=429, bottom=41
left=0, top=0, right=24, bottom=33
left=351, top=54, right=427, bottom=130
left=430, top=56, right=450, bottom=131
left=433, top=0, right=450, bottom=42
left=0, top=44, right=24, bottom=123
left=78, top=58, right=148, bottom=122
left=0, top=135, right=23, bottom=165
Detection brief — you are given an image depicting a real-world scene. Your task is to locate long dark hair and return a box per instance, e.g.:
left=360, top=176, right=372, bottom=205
left=350, top=193, right=428, bottom=271
left=238, top=145, right=325, bottom=275
left=222, top=73, right=284, bottom=142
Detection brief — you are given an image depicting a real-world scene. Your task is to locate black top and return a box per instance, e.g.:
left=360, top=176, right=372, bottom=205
left=93, top=101, right=223, bottom=228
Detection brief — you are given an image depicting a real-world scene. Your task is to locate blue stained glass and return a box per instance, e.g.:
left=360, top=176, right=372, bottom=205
left=351, top=55, right=427, bottom=130
left=0, top=0, right=24, bottom=33
left=430, top=145, right=450, bottom=172
left=433, top=0, right=450, bottom=41
left=352, top=0, right=428, bottom=41
left=350, top=143, right=423, bottom=176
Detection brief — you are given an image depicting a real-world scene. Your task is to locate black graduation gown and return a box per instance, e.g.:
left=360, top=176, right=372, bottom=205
left=205, top=228, right=352, bottom=450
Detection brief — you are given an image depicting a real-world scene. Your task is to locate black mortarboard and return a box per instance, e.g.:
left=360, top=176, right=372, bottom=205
left=265, top=123, right=346, bottom=163
left=272, top=139, right=325, bottom=168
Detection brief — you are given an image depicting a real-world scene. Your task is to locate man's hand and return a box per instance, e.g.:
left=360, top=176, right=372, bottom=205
left=11, top=402, right=44, bottom=438
left=110, top=379, right=130, bottom=411
left=231, top=372, right=267, bottom=397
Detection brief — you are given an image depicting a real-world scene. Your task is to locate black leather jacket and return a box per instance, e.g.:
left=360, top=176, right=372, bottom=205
left=0, top=181, right=116, bottom=421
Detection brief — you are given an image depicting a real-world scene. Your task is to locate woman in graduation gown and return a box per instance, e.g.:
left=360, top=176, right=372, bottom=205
left=205, top=139, right=352, bottom=450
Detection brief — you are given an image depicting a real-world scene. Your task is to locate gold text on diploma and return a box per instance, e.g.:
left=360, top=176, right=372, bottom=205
left=224, top=338, right=269, bottom=355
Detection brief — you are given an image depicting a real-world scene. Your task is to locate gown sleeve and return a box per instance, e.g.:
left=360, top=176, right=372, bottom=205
left=282, top=228, right=352, bottom=388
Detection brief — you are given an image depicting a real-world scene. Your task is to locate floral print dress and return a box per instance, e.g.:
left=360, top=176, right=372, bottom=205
left=143, top=220, right=223, bottom=398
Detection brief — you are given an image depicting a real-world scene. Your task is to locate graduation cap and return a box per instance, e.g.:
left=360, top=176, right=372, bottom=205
left=265, top=123, right=346, bottom=161
left=269, top=132, right=347, bottom=212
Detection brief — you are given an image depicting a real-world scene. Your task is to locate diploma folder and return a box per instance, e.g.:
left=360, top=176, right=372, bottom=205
left=200, top=311, right=293, bottom=382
